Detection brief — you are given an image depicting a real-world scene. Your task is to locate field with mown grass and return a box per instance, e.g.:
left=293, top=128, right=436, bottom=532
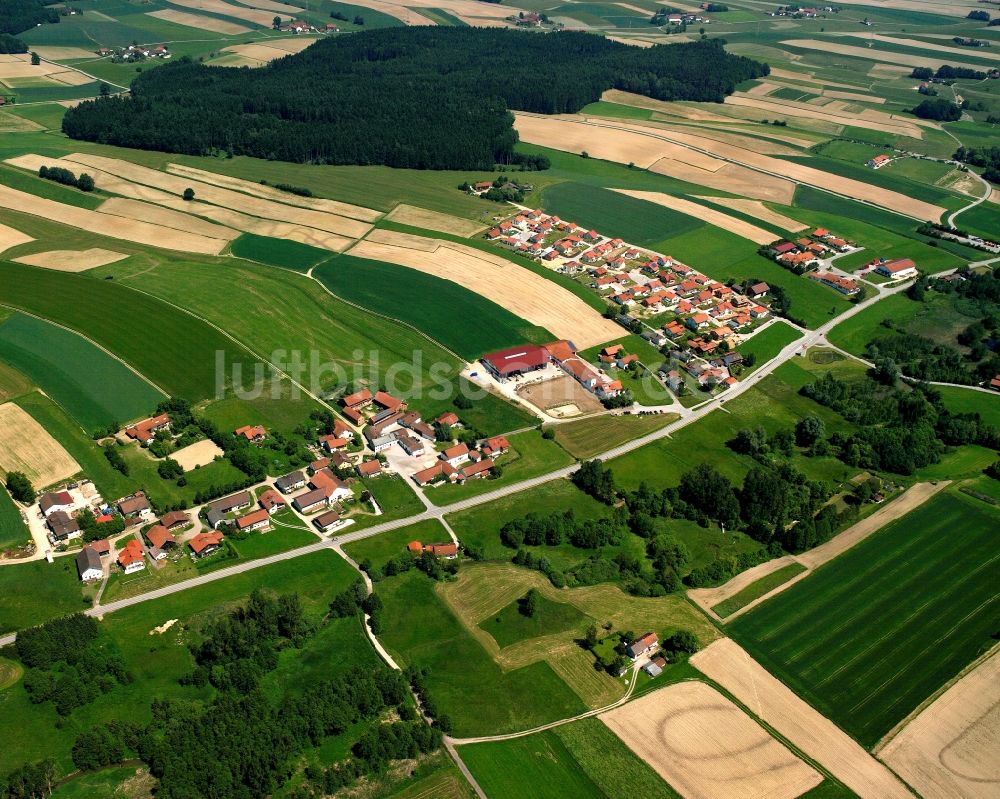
left=728, top=489, right=1000, bottom=747
left=314, top=254, right=552, bottom=360
left=479, top=590, right=588, bottom=649
left=738, top=321, right=803, bottom=371
left=0, top=312, right=165, bottom=432
left=553, top=413, right=674, bottom=459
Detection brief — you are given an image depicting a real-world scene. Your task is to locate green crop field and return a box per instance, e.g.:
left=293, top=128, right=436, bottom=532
left=578, top=100, right=653, bottom=121
left=0, top=263, right=254, bottom=402
left=0, top=487, right=30, bottom=551
left=933, top=385, right=1000, bottom=429
left=541, top=182, right=703, bottom=248
left=711, top=562, right=807, bottom=619
left=314, top=254, right=552, bottom=360
left=480, top=591, right=587, bottom=648
left=0, top=312, right=165, bottom=432
left=377, top=570, right=587, bottom=736
left=459, top=716, right=677, bottom=799
left=728, top=490, right=1000, bottom=746
left=0, top=164, right=103, bottom=210
left=229, top=233, right=334, bottom=273
left=738, top=321, right=803, bottom=371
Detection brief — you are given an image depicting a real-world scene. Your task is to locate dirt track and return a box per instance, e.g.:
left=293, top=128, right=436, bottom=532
left=349, top=229, right=620, bottom=348
left=601, top=680, right=822, bottom=799
left=879, top=648, right=1000, bottom=799
left=692, top=639, right=913, bottom=799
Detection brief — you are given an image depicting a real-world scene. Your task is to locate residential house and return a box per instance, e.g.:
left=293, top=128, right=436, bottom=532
left=867, top=154, right=891, bottom=169
left=205, top=509, right=229, bottom=530
left=160, top=510, right=189, bottom=530
left=117, top=539, right=145, bottom=574
left=413, top=461, right=457, bottom=486
left=481, top=436, right=510, bottom=457
left=189, top=531, right=224, bottom=558
left=48, top=511, right=81, bottom=542
left=309, top=469, right=352, bottom=503
left=125, top=413, right=170, bottom=443
left=258, top=489, right=286, bottom=515
left=76, top=547, right=103, bottom=582
left=235, top=425, right=266, bottom=443
left=333, top=419, right=355, bottom=439
left=319, top=435, right=349, bottom=452
left=369, top=433, right=397, bottom=453
left=809, top=272, right=861, bottom=296
left=237, top=509, right=270, bottom=532
left=88, top=539, right=111, bottom=556
left=875, top=258, right=918, bottom=279
left=408, top=540, right=459, bottom=559
left=990, top=374, right=1000, bottom=391
left=441, top=443, right=471, bottom=467
left=456, top=459, right=495, bottom=482
left=398, top=434, right=425, bottom=457
left=356, top=459, right=382, bottom=478
left=626, top=632, right=658, bottom=659
left=747, top=282, right=769, bottom=299
left=146, top=525, right=177, bottom=550
left=275, top=471, right=306, bottom=494
left=118, top=493, right=151, bottom=521
left=211, top=491, right=253, bottom=515
left=313, top=509, right=346, bottom=533
left=292, top=488, right=332, bottom=515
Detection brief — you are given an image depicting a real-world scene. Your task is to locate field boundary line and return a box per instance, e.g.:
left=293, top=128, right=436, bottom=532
left=0, top=302, right=170, bottom=401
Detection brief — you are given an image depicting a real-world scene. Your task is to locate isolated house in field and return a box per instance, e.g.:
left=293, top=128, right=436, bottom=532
left=275, top=471, right=306, bottom=494
left=867, top=154, right=891, bottom=169
left=118, top=493, right=151, bottom=522
left=117, top=539, right=145, bottom=574
left=76, top=547, right=103, bottom=582
left=125, top=413, right=170, bottom=443
left=480, top=344, right=550, bottom=381
left=39, top=491, right=74, bottom=518
left=407, top=540, right=458, bottom=558
left=626, top=632, right=658, bottom=660
left=189, top=531, right=224, bottom=558
left=234, top=425, right=267, bottom=444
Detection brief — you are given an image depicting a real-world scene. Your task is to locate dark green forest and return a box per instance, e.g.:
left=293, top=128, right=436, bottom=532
left=62, top=28, right=767, bottom=169
left=0, top=0, right=58, bottom=37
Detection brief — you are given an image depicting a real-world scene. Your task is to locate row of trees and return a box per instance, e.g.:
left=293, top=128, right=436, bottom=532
left=63, top=30, right=767, bottom=170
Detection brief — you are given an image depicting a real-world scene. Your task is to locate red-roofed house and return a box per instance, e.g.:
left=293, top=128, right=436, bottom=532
left=875, top=258, right=918, bottom=279
left=117, top=539, right=145, bottom=574
left=441, top=443, right=471, bottom=467
left=258, top=489, right=286, bottom=514
left=146, top=525, right=176, bottom=550
left=342, top=389, right=374, bottom=410
left=373, top=391, right=405, bottom=412
left=189, top=531, right=224, bottom=558
left=356, top=459, right=382, bottom=478
left=125, top=413, right=171, bottom=444
left=626, top=632, right=658, bottom=659
left=235, top=425, right=267, bottom=443
left=237, top=508, right=270, bottom=532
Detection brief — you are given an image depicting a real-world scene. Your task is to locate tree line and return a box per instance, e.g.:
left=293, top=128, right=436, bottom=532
left=955, top=145, right=1000, bottom=184
left=62, top=29, right=767, bottom=170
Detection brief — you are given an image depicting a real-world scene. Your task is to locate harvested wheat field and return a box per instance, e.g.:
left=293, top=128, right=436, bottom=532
left=171, top=439, right=224, bottom=471
left=0, top=223, right=33, bottom=255
left=260, top=37, right=316, bottom=52
left=607, top=35, right=657, bottom=48
left=851, top=34, right=1000, bottom=62
left=824, top=89, right=884, bottom=104
left=651, top=160, right=796, bottom=204
left=879, top=649, right=1000, bottom=799
left=613, top=190, right=780, bottom=245
left=0, top=402, right=80, bottom=488
left=13, top=248, right=129, bottom=272
left=48, top=70, right=94, bottom=86
left=516, top=375, right=604, bottom=416
left=342, top=0, right=513, bottom=22
left=349, top=229, right=620, bottom=348
left=385, top=203, right=485, bottom=237
left=516, top=112, right=723, bottom=171
left=62, top=154, right=373, bottom=239
left=640, top=119, right=805, bottom=155
left=28, top=46, right=98, bottom=61
left=781, top=39, right=984, bottom=72
left=697, top=197, right=806, bottom=232
left=147, top=8, right=252, bottom=34
left=725, top=94, right=924, bottom=139
left=215, top=42, right=301, bottom=64
left=99, top=198, right=240, bottom=241
left=0, top=56, right=66, bottom=79
left=601, top=681, right=822, bottom=799
left=165, top=163, right=380, bottom=221
left=0, top=184, right=230, bottom=255
left=692, top=639, right=913, bottom=799
left=165, top=0, right=293, bottom=27
left=0, top=111, right=42, bottom=133
left=828, top=0, right=982, bottom=18
left=602, top=89, right=737, bottom=123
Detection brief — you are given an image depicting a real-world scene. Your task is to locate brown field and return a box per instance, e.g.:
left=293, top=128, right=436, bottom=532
left=12, top=248, right=128, bottom=272
left=0, top=111, right=42, bottom=133
left=780, top=39, right=985, bottom=72
left=0, top=223, right=33, bottom=255
left=349, top=229, right=621, bottom=348
left=613, top=189, right=779, bottom=245
left=171, top=439, right=224, bottom=471
left=602, top=89, right=737, bottom=123
left=606, top=35, right=657, bottom=48
left=234, top=0, right=300, bottom=12
left=213, top=42, right=304, bottom=65
left=879, top=649, right=1000, bottom=799
left=99, top=198, right=241, bottom=241
left=638, top=119, right=805, bottom=155
left=601, top=681, right=823, bottom=799
left=348, top=0, right=515, bottom=19
left=208, top=54, right=261, bottom=67
left=29, top=46, right=98, bottom=61
left=697, top=197, right=806, bottom=232
left=0, top=183, right=230, bottom=255
left=0, top=57, right=67, bottom=79
left=147, top=8, right=252, bottom=34
left=692, top=639, right=914, bottom=799
left=827, top=0, right=982, bottom=17
left=0, top=402, right=80, bottom=488
left=261, top=37, right=316, bottom=52
left=165, top=164, right=381, bottom=221
left=823, top=89, right=885, bottom=104
left=516, top=375, right=605, bottom=417
left=49, top=70, right=94, bottom=86
left=62, top=154, right=374, bottom=239
left=841, top=34, right=1000, bottom=63
left=653, top=116, right=818, bottom=149
left=725, top=93, right=925, bottom=139
left=766, top=68, right=865, bottom=91
left=651, top=159, right=796, bottom=204
left=516, top=112, right=724, bottom=171
left=385, top=203, right=485, bottom=237
left=165, top=0, right=292, bottom=27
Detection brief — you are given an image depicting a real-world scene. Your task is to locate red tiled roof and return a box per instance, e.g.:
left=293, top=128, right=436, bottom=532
left=189, top=531, right=224, bottom=554
left=237, top=509, right=269, bottom=530
left=146, top=525, right=175, bottom=549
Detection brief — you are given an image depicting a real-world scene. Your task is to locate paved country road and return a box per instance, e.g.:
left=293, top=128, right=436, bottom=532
left=0, top=276, right=918, bottom=649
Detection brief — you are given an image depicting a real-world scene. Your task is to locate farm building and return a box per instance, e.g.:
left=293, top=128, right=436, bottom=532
left=480, top=344, right=551, bottom=381
left=441, top=443, right=471, bottom=467
left=39, top=491, right=74, bottom=518
left=809, top=272, right=861, bottom=296
left=309, top=469, right=352, bottom=502
left=875, top=258, right=918, bottom=279
left=313, top=509, right=345, bottom=533
left=867, top=154, right=891, bottom=169
left=48, top=511, right=81, bottom=543
left=373, top=391, right=405, bottom=412
left=293, top=488, right=333, bottom=515
left=356, top=459, right=382, bottom=478
left=341, top=389, right=374, bottom=410
left=125, top=413, right=170, bottom=443
left=76, top=547, right=103, bottom=582
left=159, top=510, right=189, bottom=530
left=626, top=632, right=658, bottom=660
left=211, top=491, right=253, bottom=515
left=407, top=540, right=458, bottom=559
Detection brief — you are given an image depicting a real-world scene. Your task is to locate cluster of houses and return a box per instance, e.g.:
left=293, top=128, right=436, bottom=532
left=412, top=434, right=511, bottom=486
left=73, top=509, right=191, bottom=581
left=766, top=228, right=854, bottom=274
left=271, top=464, right=354, bottom=532
left=96, top=44, right=170, bottom=61
left=39, top=486, right=154, bottom=547
left=273, top=19, right=340, bottom=33
left=769, top=5, right=832, bottom=17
